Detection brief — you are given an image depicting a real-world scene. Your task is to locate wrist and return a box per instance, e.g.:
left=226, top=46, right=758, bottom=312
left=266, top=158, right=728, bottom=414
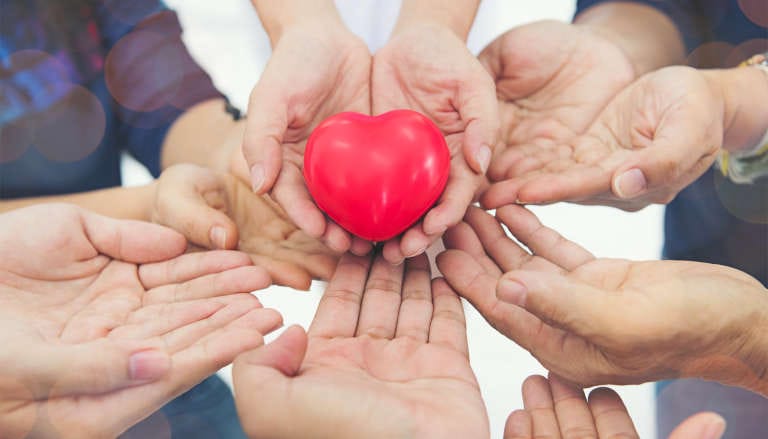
left=736, top=286, right=768, bottom=396
left=393, top=0, right=480, bottom=40
left=251, top=0, right=341, bottom=45
left=704, top=67, right=768, bottom=154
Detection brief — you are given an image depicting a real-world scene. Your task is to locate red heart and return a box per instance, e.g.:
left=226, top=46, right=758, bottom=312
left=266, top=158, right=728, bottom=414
left=304, top=110, right=450, bottom=242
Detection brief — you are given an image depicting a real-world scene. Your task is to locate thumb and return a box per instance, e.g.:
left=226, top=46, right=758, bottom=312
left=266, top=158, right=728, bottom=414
left=243, top=86, right=288, bottom=194
left=668, top=412, right=726, bottom=439
left=30, top=341, right=170, bottom=398
left=611, top=112, right=719, bottom=201
left=496, top=269, right=610, bottom=338
left=155, top=168, right=239, bottom=251
left=235, top=325, right=307, bottom=377
left=459, top=72, right=499, bottom=176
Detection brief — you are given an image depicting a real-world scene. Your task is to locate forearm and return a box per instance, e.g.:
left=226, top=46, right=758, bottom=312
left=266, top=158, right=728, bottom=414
left=161, top=99, right=245, bottom=173
left=250, top=0, right=340, bottom=45
left=574, top=2, right=685, bottom=78
left=0, top=184, right=156, bottom=220
left=704, top=67, right=768, bottom=153
left=395, top=0, right=480, bottom=40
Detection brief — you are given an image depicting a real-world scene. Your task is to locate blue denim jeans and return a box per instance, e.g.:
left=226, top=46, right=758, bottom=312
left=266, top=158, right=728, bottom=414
left=121, top=375, right=247, bottom=439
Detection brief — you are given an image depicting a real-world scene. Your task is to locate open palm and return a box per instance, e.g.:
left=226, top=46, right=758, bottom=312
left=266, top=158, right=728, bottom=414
left=153, top=164, right=339, bottom=290
left=0, top=205, right=282, bottom=438
left=243, top=24, right=373, bottom=255
left=437, top=206, right=767, bottom=390
left=234, top=254, right=489, bottom=439
left=478, top=20, right=635, bottom=206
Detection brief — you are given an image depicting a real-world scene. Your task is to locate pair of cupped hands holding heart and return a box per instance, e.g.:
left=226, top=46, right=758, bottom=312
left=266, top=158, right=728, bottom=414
left=241, top=23, right=499, bottom=263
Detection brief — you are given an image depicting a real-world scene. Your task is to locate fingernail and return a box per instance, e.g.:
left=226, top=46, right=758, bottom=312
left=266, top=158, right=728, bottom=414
left=476, top=145, right=492, bottom=175
left=614, top=169, right=647, bottom=199
left=129, top=350, right=171, bottom=381
left=404, top=245, right=428, bottom=259
left=251, top=165, right=265, bottom=193
left=702, top=416, right=727, bottom=439
left=497, top=278, right=527, bottom=306
left=210, top=226, right=227, bottom=250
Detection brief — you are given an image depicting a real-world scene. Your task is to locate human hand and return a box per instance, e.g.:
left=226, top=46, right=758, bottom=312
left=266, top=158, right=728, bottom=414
left=243, top=16, right=373, bottom=255
left=0, top=204, right=283, bottom=438
left=233, top=253, right=489, bottom=439
left=372, top=21, right=498, bottom=263
left=483, top=65, right=723, bottom=211
left=437, top=206, right=768, bottom=391
left=477, top=20, right=635, bottom=206
left=504, top=374, right=726, bottom=439
left=152, top=164, right=339, bottom=290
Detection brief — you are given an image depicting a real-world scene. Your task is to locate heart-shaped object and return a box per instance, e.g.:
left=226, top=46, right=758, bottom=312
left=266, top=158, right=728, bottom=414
left=304, top=110, right=450, bottom=241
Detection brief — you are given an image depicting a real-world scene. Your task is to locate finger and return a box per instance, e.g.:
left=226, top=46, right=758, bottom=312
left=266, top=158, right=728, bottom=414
left=521, top=375, right=561, bottom=439
left=479, top=178, right=527, bottom=209
left=309, top=254, right=371, bottom=338
left=233, top=326, right=309, bottom=439
left=350, top=236, right=374, bottom=256
left=443, top=220, right=489, bottom=259
left=548, top=374, right=597, bottom=439
left=587, top=388, right=639, bottom=439
left=383, top=238, right=406, bottom=265
left=496, top=269, right=615, bottom=339
left=113, top=299, right=231, bottom=339
left=80, top=211, right=186, bottom=264
left=395, top=254, right=433, bottom=342
left=356, top=255, right=404, bottom=339
left=422, top=163, right=477, bottom=235
left=236, top=325, right=308, bottom=377
left=400, top=223, right=437, bottom=260
left=668, top=412, right=726, bottom=439
left=243, top=84, right=288, bottom=194
left=495, top=205, right=595, bottom=271
left=464, top=206, right=534, bottom=272
left=32, top=341, right=170, bottom=398
left=249, top=254, right=313, bottom=291
left=162, top=296, right=279, bottom=355
left=155, top=169, right=238, bottom=250
left=322, top=221, right=352, bottom=254
left=516, top=164, right=612, bottom=205
left=144, top=265, right=271, bottom=305
left=504, top=410, right=533, bottom=439
left=458, top=73, right=499, bottom=175
left=428, top=278, right=469, bottom=357
left=138, top=250, right=253, bottom=289
left=272, top=165, right=327, bottom=238
left=612, top=113, right=717, bottom=201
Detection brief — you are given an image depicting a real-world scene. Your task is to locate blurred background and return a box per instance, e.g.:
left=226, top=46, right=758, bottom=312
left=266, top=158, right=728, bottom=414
left=121, top=1, right=663, bottom=437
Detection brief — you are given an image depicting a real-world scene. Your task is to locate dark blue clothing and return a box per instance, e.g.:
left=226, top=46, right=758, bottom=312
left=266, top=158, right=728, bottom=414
left=0, top=0, right=222, bottom=197
left=576, top=2, right=767, bottom=438
left=1, top=2, right=244, bottom=437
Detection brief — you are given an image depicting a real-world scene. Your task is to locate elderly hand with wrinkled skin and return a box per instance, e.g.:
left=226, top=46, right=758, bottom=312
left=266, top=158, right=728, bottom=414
left=482, top=65, right=725, bottom=211
left=0, top=204, right=283, bottom=438
left=152, top=164, right=338, bottom=290
left=437, top=206, right=768, bottom=395
left=505, top=374, right=727, bottom=439
left=233, top=253, right=489, bottom=439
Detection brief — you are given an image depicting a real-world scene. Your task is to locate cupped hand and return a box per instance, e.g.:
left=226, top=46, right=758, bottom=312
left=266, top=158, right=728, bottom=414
left=504, top=374, right=726, bottom=439
left=243, top=20, right=373, bottom=255
left=233, top=253, right=489, bottom=439
left=477, top=20, right=635, bottom=207
left=437, top=205, right=768, bottom=390
left=152, top=164, right=339, bottom=290
left=483, top=65, right=723, bottom=211
left=0, top=204, right=283, bottom=438
left=372, top=22, right=499, bottom=263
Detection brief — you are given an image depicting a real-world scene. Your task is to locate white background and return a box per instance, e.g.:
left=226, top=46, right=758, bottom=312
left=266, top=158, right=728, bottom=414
left=122, top=1, right=664, bottom=437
